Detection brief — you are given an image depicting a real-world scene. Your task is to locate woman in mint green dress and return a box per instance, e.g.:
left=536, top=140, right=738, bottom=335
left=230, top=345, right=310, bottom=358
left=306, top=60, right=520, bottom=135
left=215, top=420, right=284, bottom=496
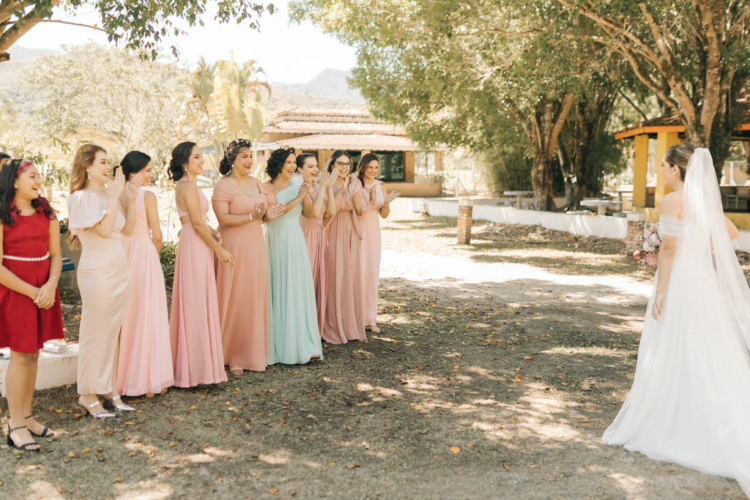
left=263, top=148, right=323, bottom=365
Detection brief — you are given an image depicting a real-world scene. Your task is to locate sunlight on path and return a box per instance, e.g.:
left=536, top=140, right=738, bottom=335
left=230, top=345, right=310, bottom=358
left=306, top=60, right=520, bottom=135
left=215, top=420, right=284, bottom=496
left=381, top=249, right=652, bottom=299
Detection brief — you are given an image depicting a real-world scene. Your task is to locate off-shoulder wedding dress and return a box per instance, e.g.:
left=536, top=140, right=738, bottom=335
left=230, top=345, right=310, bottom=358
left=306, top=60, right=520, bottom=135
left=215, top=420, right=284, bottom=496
left=604, top=149, right=750, bottom=495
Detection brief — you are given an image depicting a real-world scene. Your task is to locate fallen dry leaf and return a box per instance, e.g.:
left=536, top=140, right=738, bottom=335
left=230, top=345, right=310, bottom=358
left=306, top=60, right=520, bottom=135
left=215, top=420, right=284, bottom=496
left=113, top=478, right=124, bottom=483
left=346, top=464, right=360, bottom=469
left=68, top=451, right=77, bottom=458
left=329, top=461, right=337, bottom=465
left=449, top=446, right=461, bottom=454
left=580, top=419, right=590, bottom=424
left=170, top=442, right=177, bottom=447
left=268, top=488, right=279, bottom=495
left=524, top=356, right=532, bottom=360
left=503, top=463, right=515, bottom=473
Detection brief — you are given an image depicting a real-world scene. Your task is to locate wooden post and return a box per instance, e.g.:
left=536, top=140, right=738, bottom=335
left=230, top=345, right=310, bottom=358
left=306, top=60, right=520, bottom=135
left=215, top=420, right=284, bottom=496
left=632, top=134, right=648, bottom=207
left=457, top=199, right=473, bottom=244
left=655, top=131, right=680, bottom=209
left=626, top=212, right=646, bottom=259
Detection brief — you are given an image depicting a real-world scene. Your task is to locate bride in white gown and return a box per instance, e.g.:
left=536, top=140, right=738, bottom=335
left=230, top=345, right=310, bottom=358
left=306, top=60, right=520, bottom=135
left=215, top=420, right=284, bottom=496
left=603, top=143, right=750, bottom=494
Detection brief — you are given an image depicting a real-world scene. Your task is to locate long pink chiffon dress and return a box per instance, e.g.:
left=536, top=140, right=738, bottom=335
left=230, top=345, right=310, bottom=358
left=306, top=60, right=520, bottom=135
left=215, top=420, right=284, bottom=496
left=213, top=178, right=269, bottom=372
left=169, top=179, right=227, bottom=387
left=68, top=189, right=130, bottom=396
left=300, top=183, right=327, bottom=335
left=321, top=177, right=368, bottom=344
left=360, top=181, right=385, bottom=327
left=118, top=189, right=174, bottom=396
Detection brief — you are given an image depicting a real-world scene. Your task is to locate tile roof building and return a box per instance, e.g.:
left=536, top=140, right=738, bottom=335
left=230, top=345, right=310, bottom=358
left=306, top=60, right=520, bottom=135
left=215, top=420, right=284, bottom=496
left=261, top=107, right=444, bottom=196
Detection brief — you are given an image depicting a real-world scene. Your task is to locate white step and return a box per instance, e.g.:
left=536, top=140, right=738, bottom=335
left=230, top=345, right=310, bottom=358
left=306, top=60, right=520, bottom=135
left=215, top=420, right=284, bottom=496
left=0, top=344, right=78, bottom=396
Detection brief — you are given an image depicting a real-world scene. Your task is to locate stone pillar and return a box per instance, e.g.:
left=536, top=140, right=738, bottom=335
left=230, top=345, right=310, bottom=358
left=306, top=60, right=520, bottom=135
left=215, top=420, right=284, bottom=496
left=626, top=212, right=646, bottom=258
left=457, top=199, right=473, bottom=245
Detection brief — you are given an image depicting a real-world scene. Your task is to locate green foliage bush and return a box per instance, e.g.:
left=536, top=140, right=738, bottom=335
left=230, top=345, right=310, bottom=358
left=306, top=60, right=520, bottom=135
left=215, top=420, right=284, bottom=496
left=159, top=241, right=178, bottom=287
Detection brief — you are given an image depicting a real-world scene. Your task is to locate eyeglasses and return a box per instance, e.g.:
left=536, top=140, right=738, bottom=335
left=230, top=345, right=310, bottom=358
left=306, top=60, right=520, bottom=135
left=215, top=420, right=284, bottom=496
left=335, top=161, right=351, bottom=167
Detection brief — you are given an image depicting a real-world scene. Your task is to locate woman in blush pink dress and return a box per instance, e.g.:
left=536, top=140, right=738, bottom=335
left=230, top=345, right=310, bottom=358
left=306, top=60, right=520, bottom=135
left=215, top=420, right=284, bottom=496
left=298, top=153, right=339, bottom=335
left=67, top=145, right=143, bottom=418
left=321, top=150, right=369, bottom=344
left=168, top=142, right=234, bottom=388
left=212, top=139, right=271, bottom=375
left=356, top=153, right=401, bottom=333
left=117, top=151, right=174, bottom=397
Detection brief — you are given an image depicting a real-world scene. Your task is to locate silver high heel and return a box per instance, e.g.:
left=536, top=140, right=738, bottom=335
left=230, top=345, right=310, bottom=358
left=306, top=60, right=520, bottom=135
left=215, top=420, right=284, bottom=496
left=105, top=395, right=135, bottom=412
left=79, top=400, right=116, bottom=419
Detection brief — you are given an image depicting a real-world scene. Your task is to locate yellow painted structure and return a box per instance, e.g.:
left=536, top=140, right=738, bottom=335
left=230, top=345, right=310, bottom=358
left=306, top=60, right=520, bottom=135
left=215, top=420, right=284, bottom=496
left=654, top=131, right=680, bottom=207
left=632, top=135, right=649, bottom=207
left=617, top=115, right=750, bottom=229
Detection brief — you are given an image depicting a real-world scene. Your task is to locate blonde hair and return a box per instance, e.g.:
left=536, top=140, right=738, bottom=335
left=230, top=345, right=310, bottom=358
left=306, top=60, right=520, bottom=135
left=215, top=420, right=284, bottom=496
left=70, top=144, right=106, bottom=193
left=664, top=142, right=695, bottom=181
left=67, top=144, right=107, bottom=249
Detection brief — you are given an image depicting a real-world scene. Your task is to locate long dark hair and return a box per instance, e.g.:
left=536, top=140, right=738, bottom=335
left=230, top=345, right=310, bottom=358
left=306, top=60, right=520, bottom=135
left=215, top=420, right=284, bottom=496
left=0, top=152, right=10, bottom=169
left=115, top=151, right=151, bottom=181
left=219, top=139, right=252, bottom=176
left=356, top=153, right=380, bottom=185
left=168, top=142, right=197, bottom=182
left=266, top=147, right=296, bottom=180
left=0, top=159, right=55, bottom=227
left=295, top=152, right=316, bottom=172
left=326, top=150, right=351, bottom=173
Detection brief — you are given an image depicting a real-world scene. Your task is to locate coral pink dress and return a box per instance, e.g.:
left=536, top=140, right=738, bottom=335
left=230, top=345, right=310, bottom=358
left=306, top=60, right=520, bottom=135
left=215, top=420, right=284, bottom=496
left=321, top=178, right=368, bottom=344
left=213, top=178, right=269, bottom=372
left=300, top=183, right=327, bottom=335
left=360, top=181, right=385, bottom=326
left=118, top=189, right=174, bottom=396
left=0, top=210, right=63, bottom=353
left=169, top=180, right=227, bottom=387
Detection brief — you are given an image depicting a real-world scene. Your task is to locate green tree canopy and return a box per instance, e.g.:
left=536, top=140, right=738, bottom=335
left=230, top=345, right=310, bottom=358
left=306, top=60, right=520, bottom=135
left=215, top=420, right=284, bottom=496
left=0, top=0, right=274, bottom=63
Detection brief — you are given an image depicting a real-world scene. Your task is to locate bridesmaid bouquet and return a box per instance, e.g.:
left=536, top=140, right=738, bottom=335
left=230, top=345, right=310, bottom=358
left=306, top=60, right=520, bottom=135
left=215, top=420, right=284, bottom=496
left=632, top=223, right=661, bottom=268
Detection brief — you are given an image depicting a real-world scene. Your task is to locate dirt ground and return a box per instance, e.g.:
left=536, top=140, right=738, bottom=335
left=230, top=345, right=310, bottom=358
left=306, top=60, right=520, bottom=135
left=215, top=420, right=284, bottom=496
left=1, top=200, right=748, bottom=499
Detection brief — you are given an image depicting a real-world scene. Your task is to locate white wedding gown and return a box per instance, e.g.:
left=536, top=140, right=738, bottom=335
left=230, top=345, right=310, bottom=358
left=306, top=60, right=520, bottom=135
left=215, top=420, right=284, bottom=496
left=603, top=149, right=750, bottom=496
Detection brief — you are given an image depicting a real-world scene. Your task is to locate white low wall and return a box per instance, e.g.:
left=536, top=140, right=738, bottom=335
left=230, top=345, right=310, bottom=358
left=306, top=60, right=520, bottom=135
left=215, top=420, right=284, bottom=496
left=734, top=231, right=750, bottom=253
left=410, top=199, right=628, bottom=239
left=0, top=344, right=78, bottom=396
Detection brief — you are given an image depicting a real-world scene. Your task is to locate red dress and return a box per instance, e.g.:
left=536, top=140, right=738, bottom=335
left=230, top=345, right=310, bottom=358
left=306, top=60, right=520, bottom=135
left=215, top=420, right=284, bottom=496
left=0, top=211, right=64, bottom=352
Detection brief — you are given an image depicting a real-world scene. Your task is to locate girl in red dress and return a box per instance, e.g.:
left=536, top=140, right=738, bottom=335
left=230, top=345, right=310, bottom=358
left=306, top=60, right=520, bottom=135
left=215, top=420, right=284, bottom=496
left=0, top=159, right=64, bottom=451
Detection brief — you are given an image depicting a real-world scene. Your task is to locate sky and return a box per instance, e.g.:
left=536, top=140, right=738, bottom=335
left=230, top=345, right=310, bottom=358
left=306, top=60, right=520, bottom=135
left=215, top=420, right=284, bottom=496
left=12, top=1, right=357, bottom=84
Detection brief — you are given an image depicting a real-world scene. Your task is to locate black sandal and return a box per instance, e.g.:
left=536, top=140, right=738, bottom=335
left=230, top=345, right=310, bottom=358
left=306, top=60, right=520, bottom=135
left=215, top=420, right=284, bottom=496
left=25, top=416, right=52, bottom=438
left=6, top=424, right=40, bottom=452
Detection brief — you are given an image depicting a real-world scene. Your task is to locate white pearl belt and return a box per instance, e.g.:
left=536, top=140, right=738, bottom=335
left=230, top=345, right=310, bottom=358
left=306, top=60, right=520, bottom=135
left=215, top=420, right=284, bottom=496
left=3, top=252, right=50, bottom=262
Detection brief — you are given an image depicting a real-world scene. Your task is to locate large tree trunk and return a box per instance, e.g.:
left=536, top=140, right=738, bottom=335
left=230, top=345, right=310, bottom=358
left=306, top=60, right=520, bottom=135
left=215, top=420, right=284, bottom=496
left=511, top=95, right=575, bottom=211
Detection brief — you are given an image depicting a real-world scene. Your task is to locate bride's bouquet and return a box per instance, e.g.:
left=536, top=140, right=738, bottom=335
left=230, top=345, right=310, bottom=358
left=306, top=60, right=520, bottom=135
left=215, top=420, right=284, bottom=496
left=633, top=223, right=660, bottom=268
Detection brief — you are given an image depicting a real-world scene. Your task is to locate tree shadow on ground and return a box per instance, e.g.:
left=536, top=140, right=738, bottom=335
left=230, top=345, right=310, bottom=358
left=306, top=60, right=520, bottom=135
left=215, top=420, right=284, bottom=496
left=2, top=274, right=742, bottom=499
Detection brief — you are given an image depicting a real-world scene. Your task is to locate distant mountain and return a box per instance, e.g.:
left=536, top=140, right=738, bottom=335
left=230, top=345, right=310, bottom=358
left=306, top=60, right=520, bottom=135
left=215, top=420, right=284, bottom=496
left=273, top=68, right=364, bottom=104
left=6, top=45, right=57, bottom=63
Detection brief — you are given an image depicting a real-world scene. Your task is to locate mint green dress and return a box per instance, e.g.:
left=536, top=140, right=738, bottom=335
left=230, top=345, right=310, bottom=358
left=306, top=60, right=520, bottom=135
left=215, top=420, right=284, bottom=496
left=265, top=175, right=323, bottom=365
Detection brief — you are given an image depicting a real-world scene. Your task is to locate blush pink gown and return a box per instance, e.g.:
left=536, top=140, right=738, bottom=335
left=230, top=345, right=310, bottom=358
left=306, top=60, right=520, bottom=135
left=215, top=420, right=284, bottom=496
left=213, top=178, right=269, bottom=372
left=360, top=181, right=385, bottom=327
left=321, top=178, right=369, bottom=344
left=300, top=183, right=327, bottom=336
left=68, top=189, right=130, bottom=396
left=169, top=180, right=227, bottom=387
left=118, top=189, right=174, bottom=396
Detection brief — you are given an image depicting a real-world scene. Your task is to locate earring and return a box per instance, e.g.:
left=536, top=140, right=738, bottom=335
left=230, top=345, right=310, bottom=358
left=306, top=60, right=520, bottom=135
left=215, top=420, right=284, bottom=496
left=87, top=172, right=91, bottom=180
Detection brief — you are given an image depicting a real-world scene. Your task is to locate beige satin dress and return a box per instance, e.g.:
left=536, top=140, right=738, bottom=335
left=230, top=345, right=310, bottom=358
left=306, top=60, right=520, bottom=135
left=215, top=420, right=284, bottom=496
left=68, top=189, right=130, bottom=395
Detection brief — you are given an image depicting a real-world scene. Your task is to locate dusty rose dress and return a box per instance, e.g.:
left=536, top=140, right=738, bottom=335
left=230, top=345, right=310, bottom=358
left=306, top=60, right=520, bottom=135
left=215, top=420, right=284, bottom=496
left=68, top=189, right=130, bottom=396
left=300, top=183, right=327, bottom=335
left=118, top=189, right=174, bottom=396
left=169, top=180, right=227, bottom=387
left=213, top=178, right=269, bottom=372
left=360, top=181, right=385, bottom=327
left=321, top=178, right=369, bottom=344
